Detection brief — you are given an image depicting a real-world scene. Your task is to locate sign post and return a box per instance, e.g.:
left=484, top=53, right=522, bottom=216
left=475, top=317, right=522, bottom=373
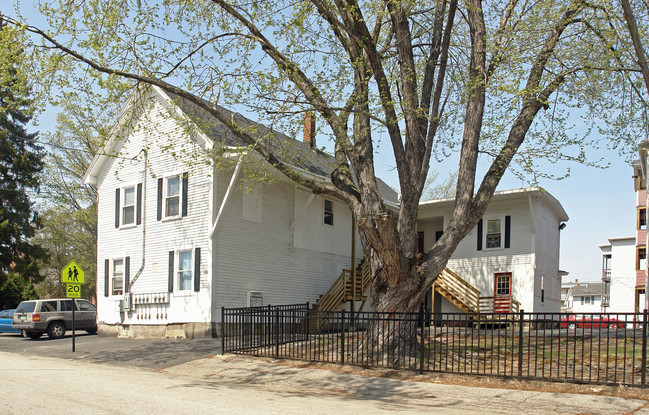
left=61, top=261, right=86, bottom=352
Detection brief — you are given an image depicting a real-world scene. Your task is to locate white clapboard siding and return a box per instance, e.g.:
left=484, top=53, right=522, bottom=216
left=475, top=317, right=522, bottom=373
left=211, top=170, right=358, bottom=318
left=95, top=89, right=213, bottom=325
left=418, top=189, right=567, bottom=313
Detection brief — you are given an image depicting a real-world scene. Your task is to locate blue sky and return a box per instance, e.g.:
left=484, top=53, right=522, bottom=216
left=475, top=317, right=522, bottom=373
left=14, top=3, right=637, bottom=285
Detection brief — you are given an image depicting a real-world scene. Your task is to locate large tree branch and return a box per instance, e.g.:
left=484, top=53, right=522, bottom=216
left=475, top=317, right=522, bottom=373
left=454, top=0, right=487, bottom=216
left=486, top=0, right=519, bottom=81
left=421, top=0, right=457, bottom=190
left=7, top=16, right=358, bottom=206
left=621, top=0, right=649, bottom=97
left=338, top=0, right=408, bottom=184
left=208, top=0, right=353, bottom=151
left=473, top=0, right=585, bottom=214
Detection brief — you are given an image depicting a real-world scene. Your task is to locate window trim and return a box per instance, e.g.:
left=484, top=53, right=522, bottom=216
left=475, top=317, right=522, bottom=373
left=637, top=245, right=646, bottom=271
left=170, top=247, right=201, bottom=294
left=121, top=185, right=137, bottom=227
left=159, top=172, right=188, bottom=221
left=484, top=217, right=504, bottom=250
left=638, top=207, right=646, bottom=230
left=177, top=249, right=193, bottom=292
left=112, top=257, right=124, bottom=296
left=323, top=198, right=334, bottom=227
left=164, top=175, right=182, bottom=219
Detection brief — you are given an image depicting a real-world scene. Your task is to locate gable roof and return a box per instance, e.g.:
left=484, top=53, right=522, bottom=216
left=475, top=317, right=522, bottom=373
left=84, top=85, right=399, bottom=205
left=418, top=187, right=569, bottom=222
left=571, top=283, right=603, bottom=297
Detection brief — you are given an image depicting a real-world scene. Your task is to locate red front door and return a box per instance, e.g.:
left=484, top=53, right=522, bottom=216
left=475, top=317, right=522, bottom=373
left=494, top=272, right=512, bottom=313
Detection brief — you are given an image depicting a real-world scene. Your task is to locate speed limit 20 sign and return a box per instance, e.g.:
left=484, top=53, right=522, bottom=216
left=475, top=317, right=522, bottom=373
left=66, top=284, right=81, bottom=298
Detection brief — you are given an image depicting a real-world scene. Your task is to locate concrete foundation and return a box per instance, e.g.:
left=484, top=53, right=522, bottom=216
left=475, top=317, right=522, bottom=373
left=98, top=322, right=219, bottom=339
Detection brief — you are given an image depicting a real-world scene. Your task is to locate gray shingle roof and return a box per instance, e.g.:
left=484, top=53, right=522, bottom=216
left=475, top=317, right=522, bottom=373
left=167, top=92, right=399, bottom=205
left=571, top=283, right=603, bottom=297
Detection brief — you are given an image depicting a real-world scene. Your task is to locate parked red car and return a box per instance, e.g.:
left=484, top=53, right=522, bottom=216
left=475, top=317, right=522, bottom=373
left=560, top=315, right=626, bottom=329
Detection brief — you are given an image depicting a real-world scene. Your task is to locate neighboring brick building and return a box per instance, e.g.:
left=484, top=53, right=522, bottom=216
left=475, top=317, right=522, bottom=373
left=632, top=159, right=648, bottom=312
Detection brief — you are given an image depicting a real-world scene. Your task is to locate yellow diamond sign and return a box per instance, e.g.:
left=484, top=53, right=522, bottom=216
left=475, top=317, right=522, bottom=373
left=61, top=260, right=85, bottom=284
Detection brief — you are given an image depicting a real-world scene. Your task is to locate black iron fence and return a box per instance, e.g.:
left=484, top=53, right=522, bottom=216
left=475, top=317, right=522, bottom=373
left=222, top=305, right=649, bottom=388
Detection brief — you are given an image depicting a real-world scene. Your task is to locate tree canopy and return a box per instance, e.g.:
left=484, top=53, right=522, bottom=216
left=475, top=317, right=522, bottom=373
left=0, top=21, right=46, bottom=308
left=4, top=0, right=648, bottom=352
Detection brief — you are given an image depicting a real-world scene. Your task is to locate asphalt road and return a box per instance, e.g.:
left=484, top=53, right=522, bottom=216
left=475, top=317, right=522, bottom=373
left=1, top=332, right=649, bottom=415
left=0, top=331, right=220, bottom=369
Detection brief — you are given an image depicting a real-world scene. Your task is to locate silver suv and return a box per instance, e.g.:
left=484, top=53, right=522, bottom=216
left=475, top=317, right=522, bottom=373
left=12, top=298, right=97, bottom=339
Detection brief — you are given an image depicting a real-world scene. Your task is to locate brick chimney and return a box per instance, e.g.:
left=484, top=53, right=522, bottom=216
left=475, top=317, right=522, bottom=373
left=303, top=112, right=315, bottom=148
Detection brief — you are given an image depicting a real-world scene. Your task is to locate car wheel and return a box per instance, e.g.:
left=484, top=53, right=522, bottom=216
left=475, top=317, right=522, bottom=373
left=47, top=321, right=66, bottom=339
left=567, top=323, right=576, bottom=330
left=26, top=331, right=42, bottom=339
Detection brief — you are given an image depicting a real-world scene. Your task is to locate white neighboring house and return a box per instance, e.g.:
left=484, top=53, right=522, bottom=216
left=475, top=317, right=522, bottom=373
left=84, top=85, right=398, bottom=338
left=565, top=282, right=604, bottom=313
left=599, top=236, right=637, bottom=313
left=417, top=188, right=569, bottom=315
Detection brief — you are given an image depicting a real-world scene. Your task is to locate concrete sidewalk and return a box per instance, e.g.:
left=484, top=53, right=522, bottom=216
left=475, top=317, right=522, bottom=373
left=163, top=354, right=649, bottom=414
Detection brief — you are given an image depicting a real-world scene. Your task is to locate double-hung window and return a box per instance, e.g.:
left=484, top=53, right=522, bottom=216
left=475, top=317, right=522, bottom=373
left=478, top=216, right=511, bottom=251
left=157, top=172, right=188, bottom=220
left=122, top=186, right=136, bottom=225
left=178, top=250, right=193, bottom=291
left=112, top=259, right=124, bottom=296
left=115, top=184, right=141, bottom=228
left=168, top=247, right=201, bottom=293
left=486, top=218, right=503, bottom=249
left=166, top=176, right=181, bottom=217
left=323, top=199, right=334, bottom=226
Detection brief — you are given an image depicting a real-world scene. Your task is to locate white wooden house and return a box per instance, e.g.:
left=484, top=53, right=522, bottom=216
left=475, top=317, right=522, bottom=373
left=84, top=85, right=397, bottom=338
left=86, top=85, right=569, bottom=338
left=417, top=188, right=569, bottom=315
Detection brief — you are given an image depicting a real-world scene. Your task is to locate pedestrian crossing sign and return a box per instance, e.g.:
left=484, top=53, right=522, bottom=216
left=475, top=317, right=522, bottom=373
left=61, top=260, right=85, bottom=284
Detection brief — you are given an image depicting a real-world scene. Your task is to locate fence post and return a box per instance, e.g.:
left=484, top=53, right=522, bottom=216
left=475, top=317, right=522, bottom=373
left=642, top=309, right=647, bottom=387
left=419, top=305, right=425, bottom=375
left=341, top=309, right=346, bottom=365
left=305, top=302, right=310, bottom=342
left=518, top=309, right=524, bottom=380
left=221, top=306, right=225, bottom=355
left=275, top=307, right=280, bottom=359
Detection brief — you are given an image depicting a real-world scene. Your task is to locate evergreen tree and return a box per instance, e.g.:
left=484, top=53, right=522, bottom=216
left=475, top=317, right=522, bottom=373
left=0, top=20, right=46, bottom=309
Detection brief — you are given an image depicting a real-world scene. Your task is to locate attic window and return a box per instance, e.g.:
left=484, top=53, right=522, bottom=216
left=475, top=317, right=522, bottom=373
left=323, top=199, right=334, bottom=226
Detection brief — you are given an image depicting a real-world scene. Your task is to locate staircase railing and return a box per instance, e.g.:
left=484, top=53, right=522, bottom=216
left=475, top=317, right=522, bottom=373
left=434, top=268, right=481, bottom=313
left=479, top=295, right=521, bottom=314
left=315, top=260, right=370, bottom=313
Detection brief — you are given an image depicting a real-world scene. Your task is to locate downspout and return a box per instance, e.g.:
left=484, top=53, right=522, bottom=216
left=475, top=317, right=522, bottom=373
left=209, top=156, right=244, bottom=238
left=127, top=148, right=148, bottom=294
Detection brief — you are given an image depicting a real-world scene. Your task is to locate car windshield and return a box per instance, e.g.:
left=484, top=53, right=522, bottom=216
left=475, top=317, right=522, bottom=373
left=15, top=302, right=36, bottom=313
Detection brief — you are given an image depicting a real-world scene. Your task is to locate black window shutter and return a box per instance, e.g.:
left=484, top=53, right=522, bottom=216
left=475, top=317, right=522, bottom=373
left=104, top=259, right=109, bottom=297
left=157, top=178, right=163, bottom=220
left=505, top=215, right=511, bottom=249
left=194, top=247, right=201, bottom=292
left=125, top=256, right=130, bottom=293
left=115, top=188, right=120, bottom=228
left=136, top=183, right=142, bottom=225
left=182, top=172, right=189, bottom=217
left=168, top=251, right=174, bottom=292
left=477, top=219, right=483, bottom=251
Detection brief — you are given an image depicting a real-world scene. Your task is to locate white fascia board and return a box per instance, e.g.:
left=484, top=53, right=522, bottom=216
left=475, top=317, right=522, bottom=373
left=83, top=87, right=151, bottom=185
left=153, top=85, right=214, bottom=150
left=84, top=85, right=214, bottom=185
